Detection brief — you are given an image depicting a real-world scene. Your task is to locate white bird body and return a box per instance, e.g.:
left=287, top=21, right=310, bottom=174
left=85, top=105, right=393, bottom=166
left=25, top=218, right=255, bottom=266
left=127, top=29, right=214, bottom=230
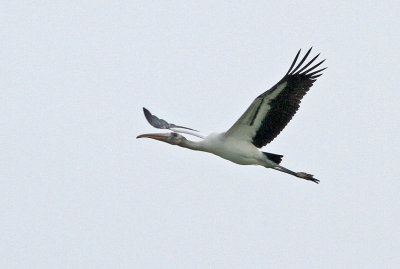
left=138, top=48, right=326, bottom=183
left=199, top=133, right=273, bottom=166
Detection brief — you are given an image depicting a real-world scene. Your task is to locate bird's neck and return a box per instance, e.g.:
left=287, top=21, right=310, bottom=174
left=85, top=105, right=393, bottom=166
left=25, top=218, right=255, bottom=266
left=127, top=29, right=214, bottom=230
left=178, top=139, right=205, bottom=151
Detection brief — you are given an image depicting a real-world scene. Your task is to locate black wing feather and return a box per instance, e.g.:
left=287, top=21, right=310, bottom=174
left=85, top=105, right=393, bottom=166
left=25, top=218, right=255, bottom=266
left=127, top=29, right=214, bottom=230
left=251, top=48, right=326, bottom=148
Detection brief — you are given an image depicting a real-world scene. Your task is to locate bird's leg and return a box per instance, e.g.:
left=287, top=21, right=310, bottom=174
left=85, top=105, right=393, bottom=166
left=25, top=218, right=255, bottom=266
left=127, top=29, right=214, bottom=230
left=272, top=165, right=319, bottom=184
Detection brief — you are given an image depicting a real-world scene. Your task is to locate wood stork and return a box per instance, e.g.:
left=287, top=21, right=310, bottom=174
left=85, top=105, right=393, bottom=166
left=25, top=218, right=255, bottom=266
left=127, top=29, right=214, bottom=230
left=137, top=48, right=326, bottom=183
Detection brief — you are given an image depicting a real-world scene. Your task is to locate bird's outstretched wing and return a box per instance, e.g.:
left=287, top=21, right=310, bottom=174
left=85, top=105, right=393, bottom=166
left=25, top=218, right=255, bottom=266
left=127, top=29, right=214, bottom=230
left=142, top=107, right=205, bottom=139
left=225, top=48, right=326, bottom=148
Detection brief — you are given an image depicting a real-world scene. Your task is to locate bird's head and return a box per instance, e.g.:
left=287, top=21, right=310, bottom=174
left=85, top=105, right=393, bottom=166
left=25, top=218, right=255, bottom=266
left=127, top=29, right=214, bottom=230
left=136, top=132, right=185, bottom=146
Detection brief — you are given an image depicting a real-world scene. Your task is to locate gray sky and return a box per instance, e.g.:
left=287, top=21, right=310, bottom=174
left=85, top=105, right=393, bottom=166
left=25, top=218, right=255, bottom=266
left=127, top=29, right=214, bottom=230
left=2, top=1, right=400, bottom=268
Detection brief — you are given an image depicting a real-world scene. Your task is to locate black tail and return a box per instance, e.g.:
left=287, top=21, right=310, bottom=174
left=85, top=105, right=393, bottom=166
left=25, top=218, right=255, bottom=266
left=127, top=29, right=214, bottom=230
left=263, top=152, right=283, bottom=164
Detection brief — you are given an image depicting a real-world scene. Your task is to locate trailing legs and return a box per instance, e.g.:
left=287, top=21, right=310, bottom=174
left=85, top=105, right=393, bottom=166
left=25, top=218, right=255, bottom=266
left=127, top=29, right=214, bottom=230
left=272, top=165, right=319, bottom=184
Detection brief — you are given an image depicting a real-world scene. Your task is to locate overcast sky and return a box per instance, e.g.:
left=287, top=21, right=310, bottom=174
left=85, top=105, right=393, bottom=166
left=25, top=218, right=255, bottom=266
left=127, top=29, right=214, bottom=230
left=2, top=1, right=400, bottom=268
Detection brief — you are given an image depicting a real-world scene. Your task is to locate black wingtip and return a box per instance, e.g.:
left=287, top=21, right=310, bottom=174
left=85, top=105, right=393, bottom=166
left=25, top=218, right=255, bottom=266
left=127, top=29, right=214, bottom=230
left=286, top=49, right=302, bottom=75
left=142, top=107, right=153, bottom=122
left=309, top=67, right=327, bottom=77
left=294, top=53, right=320, bottom=75
left=290, top=47, right=313, bottom=75
left=285, top=47, right=327, bottom=79
left=300, top=58, right=326, bottom=77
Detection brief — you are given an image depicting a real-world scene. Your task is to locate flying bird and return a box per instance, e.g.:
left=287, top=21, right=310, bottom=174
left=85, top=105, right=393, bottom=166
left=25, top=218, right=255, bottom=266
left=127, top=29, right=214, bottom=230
left=137, top=48, right=326, bottom=183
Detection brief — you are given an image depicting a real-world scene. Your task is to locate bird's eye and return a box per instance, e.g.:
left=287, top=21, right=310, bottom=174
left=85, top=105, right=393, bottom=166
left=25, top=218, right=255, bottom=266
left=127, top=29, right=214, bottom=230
left=172, top=133, right=178, bottom=137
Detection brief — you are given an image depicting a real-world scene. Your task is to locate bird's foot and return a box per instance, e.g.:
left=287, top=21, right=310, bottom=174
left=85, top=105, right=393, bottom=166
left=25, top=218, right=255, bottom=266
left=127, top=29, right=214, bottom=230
left=296, top=172, right=319, bottom=184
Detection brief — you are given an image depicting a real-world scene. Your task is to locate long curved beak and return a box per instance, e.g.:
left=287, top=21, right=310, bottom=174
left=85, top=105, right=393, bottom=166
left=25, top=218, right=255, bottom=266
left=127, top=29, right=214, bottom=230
left=136, top=133, right=169, bottom=141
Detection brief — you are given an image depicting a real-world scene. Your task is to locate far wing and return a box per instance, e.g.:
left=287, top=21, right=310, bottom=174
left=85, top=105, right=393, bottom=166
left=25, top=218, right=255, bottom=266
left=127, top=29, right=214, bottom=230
left=142, top=107, right=205, bottom=139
